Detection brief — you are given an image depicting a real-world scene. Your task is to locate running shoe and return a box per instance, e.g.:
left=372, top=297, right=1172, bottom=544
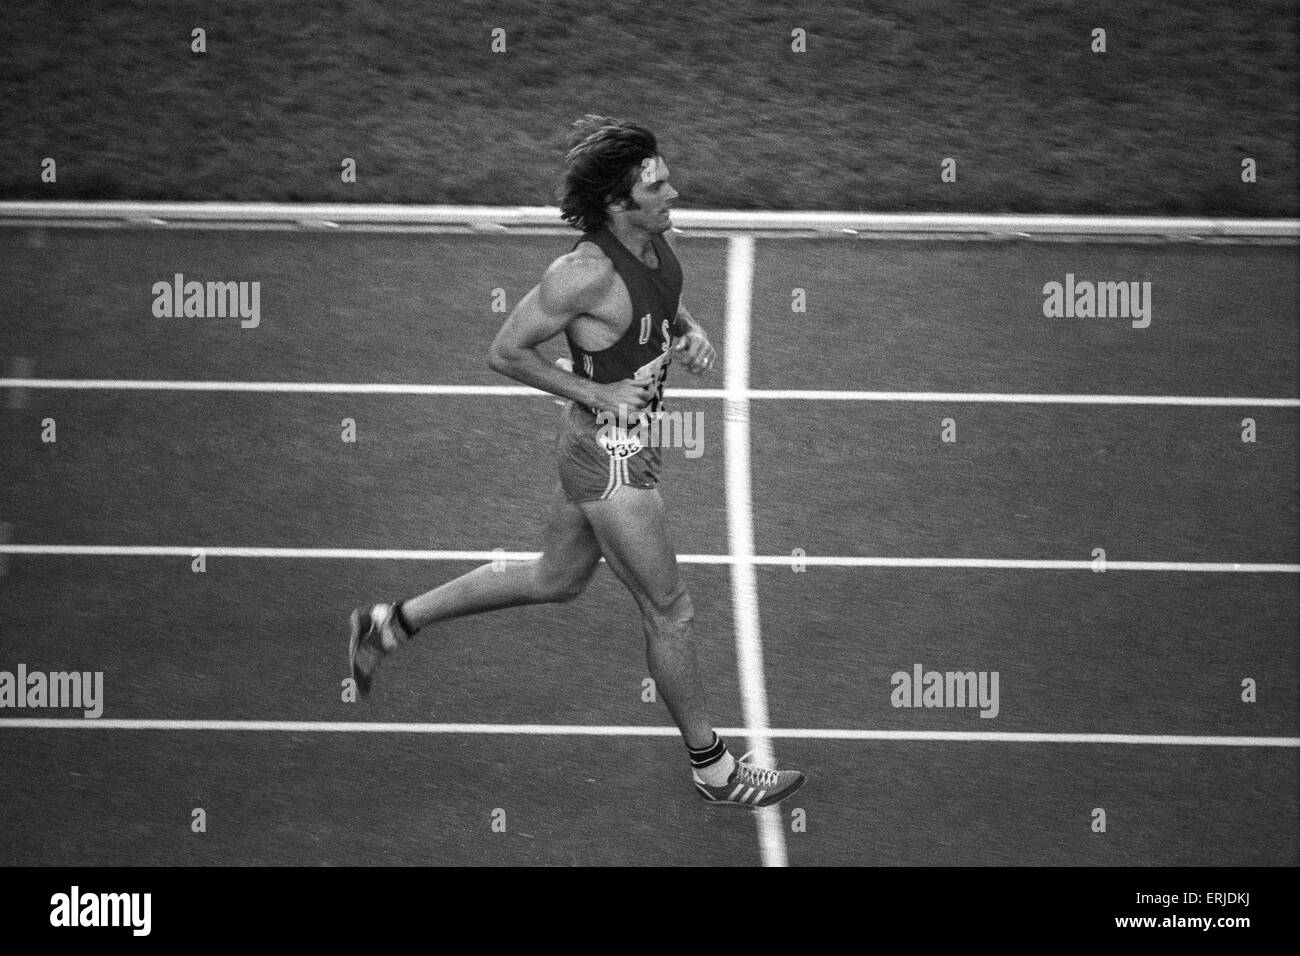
left=693, top=751, right=806, bottom=808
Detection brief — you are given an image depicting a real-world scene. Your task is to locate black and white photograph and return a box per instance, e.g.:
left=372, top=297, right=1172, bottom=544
left=0, top=0, right=1295, bottom=909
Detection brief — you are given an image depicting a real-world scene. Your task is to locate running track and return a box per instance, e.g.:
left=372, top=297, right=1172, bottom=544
left=0, top=224, right=1296, bottom=866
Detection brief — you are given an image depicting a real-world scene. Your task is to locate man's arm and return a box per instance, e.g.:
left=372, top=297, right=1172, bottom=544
left=675, top=302, right=701, bottom=333
left=662, top=230, right=716, bottom=374
left=672, top=302, right=717, bottom=374
left=487, top=254, right=655, bottom=413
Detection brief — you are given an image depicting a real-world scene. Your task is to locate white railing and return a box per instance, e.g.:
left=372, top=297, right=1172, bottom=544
left=0, top=201, right=1296, bottom=239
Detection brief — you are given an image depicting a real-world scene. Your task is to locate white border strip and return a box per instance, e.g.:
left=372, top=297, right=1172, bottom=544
left=2, top=379, right=1295, bottom=406
left=1, top=546, right=1295, bottom=572
left=724, top=235, right=788, bottom=866
left=0, top=719, right=1294, bottom=747
left=1, top=202, right=1296, bottom=238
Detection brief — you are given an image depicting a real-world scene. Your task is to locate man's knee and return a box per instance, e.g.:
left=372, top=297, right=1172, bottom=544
left=643, top=585, right=694, bottom=636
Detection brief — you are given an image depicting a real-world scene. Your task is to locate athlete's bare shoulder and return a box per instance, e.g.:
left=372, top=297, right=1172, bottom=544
left=538, top=243, right=615, bottom=317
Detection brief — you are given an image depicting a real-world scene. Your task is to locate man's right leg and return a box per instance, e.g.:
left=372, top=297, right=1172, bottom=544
left=349, top=482, right=602, bottom=694
left=399, top=482, right=603, bottom=631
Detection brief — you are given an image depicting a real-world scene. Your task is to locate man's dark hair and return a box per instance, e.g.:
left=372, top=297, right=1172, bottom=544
left=558, top=115, right=658, bottom=233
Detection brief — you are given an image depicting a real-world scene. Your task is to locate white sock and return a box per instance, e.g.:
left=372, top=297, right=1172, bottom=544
left=694, top=751, right=736, bottom=787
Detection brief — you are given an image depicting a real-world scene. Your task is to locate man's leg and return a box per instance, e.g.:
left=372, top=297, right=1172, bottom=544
left=349, top=483, right=602, bottom=693
left=579, top=485, right=806, bottom=806
left=399, top=482, right=603, bottom=632
left=578, top=486, right=714, bottom=749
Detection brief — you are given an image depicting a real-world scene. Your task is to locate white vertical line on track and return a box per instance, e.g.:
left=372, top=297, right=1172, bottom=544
left=723, top=235, right=788, bottom=868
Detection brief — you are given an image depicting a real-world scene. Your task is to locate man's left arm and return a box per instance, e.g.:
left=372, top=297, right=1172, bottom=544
left=663, top=230, right=716, bottom=374
left=672, top=303, right=717, bottom=374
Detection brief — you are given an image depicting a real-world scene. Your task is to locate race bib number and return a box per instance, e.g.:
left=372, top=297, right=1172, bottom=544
left=597, top=429, right=645, bottom=461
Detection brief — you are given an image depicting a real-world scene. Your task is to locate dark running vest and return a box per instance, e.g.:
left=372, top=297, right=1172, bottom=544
left=566, top=226, right=684, bottom=414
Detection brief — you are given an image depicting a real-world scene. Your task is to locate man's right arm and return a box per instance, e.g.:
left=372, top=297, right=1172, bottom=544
left=487, top=254, right=653, bottom=414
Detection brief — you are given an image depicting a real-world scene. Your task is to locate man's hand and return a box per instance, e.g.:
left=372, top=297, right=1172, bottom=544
left=593, top=377, right=657, bottom=415
left=673, top=326, right=717, bottom=375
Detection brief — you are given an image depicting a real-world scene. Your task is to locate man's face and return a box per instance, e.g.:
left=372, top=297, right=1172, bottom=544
left=617, top=155, right=678, bottom=234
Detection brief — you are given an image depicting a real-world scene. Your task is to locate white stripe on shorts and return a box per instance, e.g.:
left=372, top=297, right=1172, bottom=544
left=601, top=452, right=619, bottom=499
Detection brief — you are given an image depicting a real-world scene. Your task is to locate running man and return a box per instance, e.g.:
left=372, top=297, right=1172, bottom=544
left=349, top=116, right=805, bottom=808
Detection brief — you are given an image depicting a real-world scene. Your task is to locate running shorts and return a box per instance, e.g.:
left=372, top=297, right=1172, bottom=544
left=556, top=401, right=663, bottom=503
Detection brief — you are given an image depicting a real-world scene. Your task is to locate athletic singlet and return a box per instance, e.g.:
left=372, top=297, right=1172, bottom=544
left=565, top=226, right=684, bottom=415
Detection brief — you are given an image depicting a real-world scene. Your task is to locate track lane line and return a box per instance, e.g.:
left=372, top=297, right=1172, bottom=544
left=3, top=378, right=1297, bottom=406
left=1, top=546, right=1295, bottom=572
left=0, top=720, right=1294, bottom=746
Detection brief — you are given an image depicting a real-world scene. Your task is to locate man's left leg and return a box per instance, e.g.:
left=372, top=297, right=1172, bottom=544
left=580, top=486, right=805, bottom=807
left=579, top=487, right=712, bottom=749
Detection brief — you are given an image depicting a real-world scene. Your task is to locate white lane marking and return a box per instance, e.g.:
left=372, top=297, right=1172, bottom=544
left=0, top=720, right=1294, bottom=747
left=724, top=235, right=788, bottom=867
left=747, top=391, right=1300, bottom=406
left=0, top=379, right=541, bottom=395
left=2, top=378, right=1297, bottom=406
left=0, top=545, right=1295, bottom=572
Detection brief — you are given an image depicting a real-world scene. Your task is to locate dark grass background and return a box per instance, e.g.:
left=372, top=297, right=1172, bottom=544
left=0, top=0, right=1296, bottom=214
